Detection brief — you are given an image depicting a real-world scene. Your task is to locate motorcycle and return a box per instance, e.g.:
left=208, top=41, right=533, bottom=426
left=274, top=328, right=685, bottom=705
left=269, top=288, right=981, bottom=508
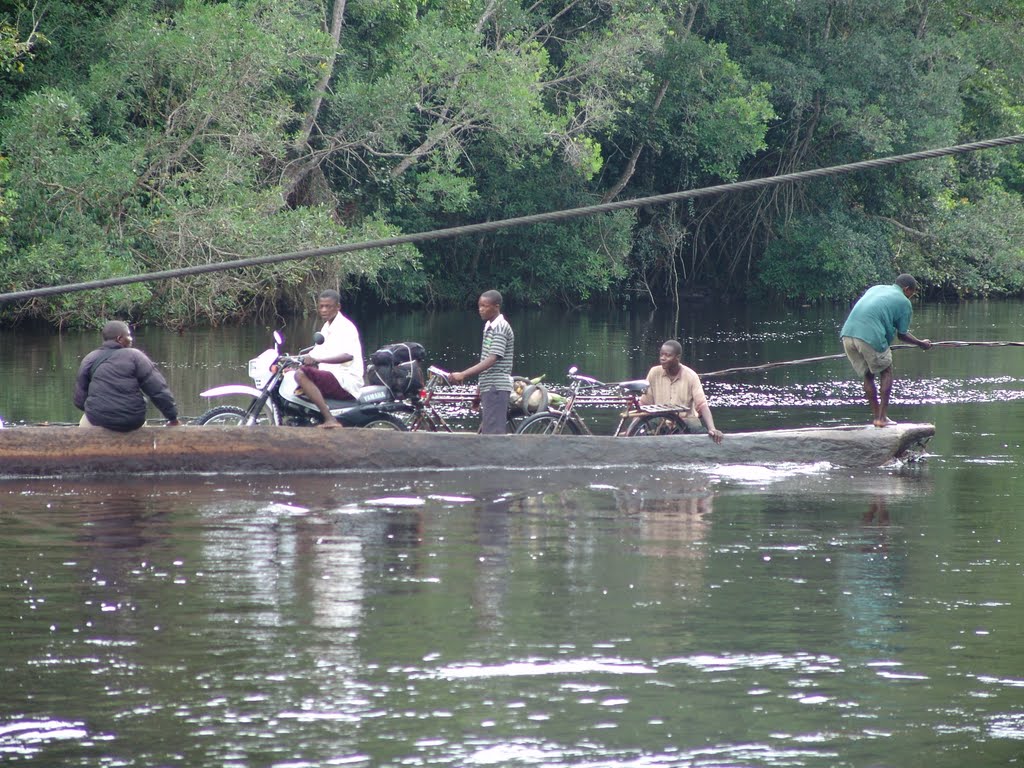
left=196, top=331, right=408, bottom=429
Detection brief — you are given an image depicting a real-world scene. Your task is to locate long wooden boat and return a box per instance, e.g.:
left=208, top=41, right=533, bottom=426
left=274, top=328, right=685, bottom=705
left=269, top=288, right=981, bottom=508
left=0, top=423, right=934, bottom=477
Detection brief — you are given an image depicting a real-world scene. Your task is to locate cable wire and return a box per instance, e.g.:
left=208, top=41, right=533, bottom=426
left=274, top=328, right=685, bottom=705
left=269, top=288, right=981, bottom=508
left=3, top=134, right=1024, bottom=304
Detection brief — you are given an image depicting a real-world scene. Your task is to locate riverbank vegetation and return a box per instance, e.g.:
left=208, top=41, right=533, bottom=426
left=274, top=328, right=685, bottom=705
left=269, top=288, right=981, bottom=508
left=1, top=0, right=1023, bottom=327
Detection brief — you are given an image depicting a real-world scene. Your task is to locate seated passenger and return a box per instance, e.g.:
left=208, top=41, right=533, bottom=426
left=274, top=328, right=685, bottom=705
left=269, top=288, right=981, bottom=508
left=296, top=289, right=364, bottom=428
left=641, top=339, right=723, bottom=444
left=73, top=320, right=179, bottom=431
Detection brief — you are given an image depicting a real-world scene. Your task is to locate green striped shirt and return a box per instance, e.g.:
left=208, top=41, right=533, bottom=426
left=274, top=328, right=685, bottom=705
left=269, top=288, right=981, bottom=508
left=479, top=314, right=514, bottom=392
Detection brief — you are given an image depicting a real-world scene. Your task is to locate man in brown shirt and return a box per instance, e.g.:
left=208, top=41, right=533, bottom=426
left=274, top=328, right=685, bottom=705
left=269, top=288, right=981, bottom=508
left=640, top=339, right=723, bottom=443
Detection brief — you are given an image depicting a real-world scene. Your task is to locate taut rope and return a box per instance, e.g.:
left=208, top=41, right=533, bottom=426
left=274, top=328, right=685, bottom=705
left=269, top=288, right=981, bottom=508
left=700, top=340, right=1024, bottom=378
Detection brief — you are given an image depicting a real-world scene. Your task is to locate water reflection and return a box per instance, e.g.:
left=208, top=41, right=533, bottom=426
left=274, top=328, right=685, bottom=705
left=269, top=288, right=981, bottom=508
left=837, top=495, right=907, bottom=655
left=862, top=495, right=890, bottom=527
left=2, top=409, right=1024, bottom=767
left=474, top=497, right=513, bottom=631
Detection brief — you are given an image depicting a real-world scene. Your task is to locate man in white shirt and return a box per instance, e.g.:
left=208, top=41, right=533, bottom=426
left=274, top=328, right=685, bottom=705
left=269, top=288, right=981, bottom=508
left=296, top=289, right=364, bottom=428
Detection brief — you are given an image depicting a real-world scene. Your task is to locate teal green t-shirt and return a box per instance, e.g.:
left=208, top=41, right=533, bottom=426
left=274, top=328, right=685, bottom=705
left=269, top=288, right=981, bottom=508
left=840, top=284, right=912, bottom=353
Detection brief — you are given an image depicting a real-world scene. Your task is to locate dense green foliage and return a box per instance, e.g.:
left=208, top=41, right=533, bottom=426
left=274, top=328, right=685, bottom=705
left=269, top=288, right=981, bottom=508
left=1, top=0, right=1022, bottom=326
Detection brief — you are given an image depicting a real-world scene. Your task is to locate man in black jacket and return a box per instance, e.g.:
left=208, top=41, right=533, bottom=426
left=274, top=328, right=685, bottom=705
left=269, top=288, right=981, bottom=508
left=74, top=321, right=180, bottom=431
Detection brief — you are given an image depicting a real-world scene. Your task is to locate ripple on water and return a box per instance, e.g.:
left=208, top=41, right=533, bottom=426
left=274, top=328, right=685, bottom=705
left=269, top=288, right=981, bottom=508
left=657, top=651, right=843, bottom=675
left=988, top=712, right=1024, bottom=739
left=434, top=658, right=656, bottom=680
left=462, top=739, right=840, bottom=767
left=364, top=496, right=427, bottom=507
left=702, top=462, right=832, bottom=484
left=0, top=719, right=91, bottom=758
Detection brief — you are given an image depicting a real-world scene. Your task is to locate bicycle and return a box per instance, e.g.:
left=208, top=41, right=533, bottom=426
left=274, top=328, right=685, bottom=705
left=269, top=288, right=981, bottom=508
left=401, top=365, right=458, bottom=432
left=514, top=366, right=703, bottom=436
left=382, top=366, right=530, bottom=433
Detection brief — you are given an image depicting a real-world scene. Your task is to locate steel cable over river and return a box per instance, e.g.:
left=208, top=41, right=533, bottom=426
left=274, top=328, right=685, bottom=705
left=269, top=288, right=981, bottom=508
left=2, top=134, right=1024, bottom=304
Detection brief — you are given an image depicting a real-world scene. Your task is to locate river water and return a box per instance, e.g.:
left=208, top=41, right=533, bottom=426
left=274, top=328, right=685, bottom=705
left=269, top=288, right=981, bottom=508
left=1, top=299, right=1024, bottom=766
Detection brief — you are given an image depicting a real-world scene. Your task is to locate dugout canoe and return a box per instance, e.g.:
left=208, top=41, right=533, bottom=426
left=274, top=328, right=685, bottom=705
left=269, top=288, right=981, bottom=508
left=0, top=422, right=934, bottom=477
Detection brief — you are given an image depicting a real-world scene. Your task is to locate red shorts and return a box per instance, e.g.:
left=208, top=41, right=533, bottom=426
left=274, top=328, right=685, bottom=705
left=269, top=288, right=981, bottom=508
left=299, top=366, right=353, bottom=400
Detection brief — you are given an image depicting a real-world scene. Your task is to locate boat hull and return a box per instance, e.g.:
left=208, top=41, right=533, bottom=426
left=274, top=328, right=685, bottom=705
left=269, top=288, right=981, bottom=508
left=0, top=423, right=935, bottom=477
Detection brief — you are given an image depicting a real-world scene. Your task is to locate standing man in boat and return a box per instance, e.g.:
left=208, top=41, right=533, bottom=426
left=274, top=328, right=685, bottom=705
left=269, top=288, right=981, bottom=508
left=840, top=274, right=932, bottom=428
left=295, top=289, right=364, bottom=429
left=450, top=290, right=514, bottom=435
left=74, top=320, right=180, bottom=431
left=641, top=339, right=724, bottom=444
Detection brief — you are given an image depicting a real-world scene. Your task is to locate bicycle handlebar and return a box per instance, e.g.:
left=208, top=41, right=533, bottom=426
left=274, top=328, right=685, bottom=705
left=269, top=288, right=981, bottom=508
left=427, top=365, right=451, bottom=383
left=568, top=372, right=604, bottom=387
left=567, top=372, right=650, bottom=399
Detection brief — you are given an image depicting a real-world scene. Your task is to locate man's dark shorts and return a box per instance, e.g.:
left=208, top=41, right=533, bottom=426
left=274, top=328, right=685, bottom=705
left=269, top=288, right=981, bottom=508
left=479, top=388, right=510, bottom=435
left=299, top=366, right=353, bottom=400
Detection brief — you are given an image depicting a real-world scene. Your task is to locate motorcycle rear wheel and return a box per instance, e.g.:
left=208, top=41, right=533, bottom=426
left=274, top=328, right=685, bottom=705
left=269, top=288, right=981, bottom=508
left=196, top=405, right=259, bottom=426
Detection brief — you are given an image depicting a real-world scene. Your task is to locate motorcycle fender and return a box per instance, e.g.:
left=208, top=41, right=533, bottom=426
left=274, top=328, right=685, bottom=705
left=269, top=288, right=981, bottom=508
left=200, top=384, right=263, bottom=399
left=277, top=370, right=313, bottom=409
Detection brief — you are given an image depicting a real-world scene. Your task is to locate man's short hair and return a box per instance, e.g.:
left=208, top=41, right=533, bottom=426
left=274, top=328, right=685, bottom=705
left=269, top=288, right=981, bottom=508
left=661, top=339, right=683, bottom=357
left=102, top=320, right=130, bottom=341
left=895, top=274, right=918, bottom=291
left=318, top=289, right=342, bottom=305
left=480, top=289, right=503, bottom=306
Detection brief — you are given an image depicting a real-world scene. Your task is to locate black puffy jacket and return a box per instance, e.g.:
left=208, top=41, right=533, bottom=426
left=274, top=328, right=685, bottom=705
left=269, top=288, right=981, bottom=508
left=73, top=341, right=178, bottom=431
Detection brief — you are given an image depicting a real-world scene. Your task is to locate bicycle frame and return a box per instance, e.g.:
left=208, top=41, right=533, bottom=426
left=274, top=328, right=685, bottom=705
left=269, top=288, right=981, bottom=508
left=405, top=365, right=457, bottom=432
left=516, top=366, right=694, bottom=436
left=544, top=369, right=600, bottom=435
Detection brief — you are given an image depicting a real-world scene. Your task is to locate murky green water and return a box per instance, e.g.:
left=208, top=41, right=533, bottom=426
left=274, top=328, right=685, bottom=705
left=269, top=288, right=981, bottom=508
left=2, top=299, right=1024, bottom=766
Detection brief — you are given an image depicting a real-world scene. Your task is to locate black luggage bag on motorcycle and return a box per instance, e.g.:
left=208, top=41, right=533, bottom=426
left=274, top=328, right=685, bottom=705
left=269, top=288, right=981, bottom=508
left=365, top=342, right=426, bottom=400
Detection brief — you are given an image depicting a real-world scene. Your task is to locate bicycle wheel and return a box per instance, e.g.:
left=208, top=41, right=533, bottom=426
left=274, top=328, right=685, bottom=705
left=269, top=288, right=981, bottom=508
left=196, top=405, right=250, bottom=426
left=515, top=412, right=582, bottom=435
left=625, top=413, right=689, bottom=436
left=360, top=415, right=409, bottom=431
left=412, top=411, right=444, bottom=432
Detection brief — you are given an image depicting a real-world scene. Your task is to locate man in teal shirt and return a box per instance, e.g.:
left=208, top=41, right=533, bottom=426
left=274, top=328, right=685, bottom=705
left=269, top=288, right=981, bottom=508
left=841, top=274, right=932, bottom=427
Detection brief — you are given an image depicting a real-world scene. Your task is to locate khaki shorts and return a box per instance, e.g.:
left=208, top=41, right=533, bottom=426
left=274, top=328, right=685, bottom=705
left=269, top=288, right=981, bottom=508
left=842, top=336, right=893, bottom=378
left=79, top=413, right=118, bottom=431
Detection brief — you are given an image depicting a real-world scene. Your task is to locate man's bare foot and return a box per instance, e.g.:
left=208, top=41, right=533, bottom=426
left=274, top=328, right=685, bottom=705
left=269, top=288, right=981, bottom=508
left=318, top=420, right=343, bottom=429
left=873, top=417, right=897, bottom=428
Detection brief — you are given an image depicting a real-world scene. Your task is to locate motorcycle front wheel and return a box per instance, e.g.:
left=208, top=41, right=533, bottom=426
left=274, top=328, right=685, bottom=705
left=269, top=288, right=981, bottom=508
left=196, top=404, right=266, bottom=426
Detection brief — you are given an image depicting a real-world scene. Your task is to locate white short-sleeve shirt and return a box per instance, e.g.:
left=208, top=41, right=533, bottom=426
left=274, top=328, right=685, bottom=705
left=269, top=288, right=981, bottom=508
left=311, top=312, right=364, bottom=397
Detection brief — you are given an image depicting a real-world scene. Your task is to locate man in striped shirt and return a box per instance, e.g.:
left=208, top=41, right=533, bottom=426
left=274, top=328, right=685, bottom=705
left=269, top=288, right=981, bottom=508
left=450, top=290, right=514, bottom=434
